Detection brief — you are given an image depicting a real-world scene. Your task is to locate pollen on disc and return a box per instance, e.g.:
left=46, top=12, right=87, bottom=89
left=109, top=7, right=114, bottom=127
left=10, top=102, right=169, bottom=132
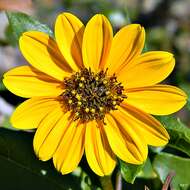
left=61, top=68, right=126, bottom=122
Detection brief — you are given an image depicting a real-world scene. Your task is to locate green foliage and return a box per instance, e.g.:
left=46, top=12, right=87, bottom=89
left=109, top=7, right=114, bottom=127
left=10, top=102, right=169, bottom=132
left=6, top=12, right=53, bottom=44
left=119, top=159, right=144, bottom=184
left=137, top=158, right=157, bottom=179
left=180, top=84, right=190, bottom=111
left=153, top=153, right=190, bottom=190
left=157, top=115, right=190, bottom=157
left=179, top=184, right=190, bottom=190
left=0, top=82, right=6, bottom=91
left=120, top=158, right=156, bottom=184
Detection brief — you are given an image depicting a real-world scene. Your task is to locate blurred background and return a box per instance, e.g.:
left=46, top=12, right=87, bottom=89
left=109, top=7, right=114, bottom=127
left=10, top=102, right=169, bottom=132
left=0, top=0, right=190, bottom=189
left=1, top=0, right=190, bottom=125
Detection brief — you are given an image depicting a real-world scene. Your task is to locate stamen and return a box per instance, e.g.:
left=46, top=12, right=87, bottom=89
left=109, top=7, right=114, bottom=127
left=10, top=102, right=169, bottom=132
left=85, top=108, right=90, bottom=113
left=90, top=108, right=96, bottom=113
left=61, top=68, right=126, bottom=122
left=99, top=107, right=104, bottom=112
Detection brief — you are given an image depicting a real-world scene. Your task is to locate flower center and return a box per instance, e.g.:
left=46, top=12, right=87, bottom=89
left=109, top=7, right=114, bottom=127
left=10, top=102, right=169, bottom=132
left=61, top=68, right=126, bottom=122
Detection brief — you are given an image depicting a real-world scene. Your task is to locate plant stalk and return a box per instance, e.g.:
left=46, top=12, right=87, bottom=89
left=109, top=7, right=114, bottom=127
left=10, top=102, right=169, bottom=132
left=115, top=171, right=122, bottom=190
left=99, top=176, right=113, bottom=190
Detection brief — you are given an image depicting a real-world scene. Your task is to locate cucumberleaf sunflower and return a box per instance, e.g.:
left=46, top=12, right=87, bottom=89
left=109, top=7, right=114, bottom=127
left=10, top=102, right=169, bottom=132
left=3, top=12, right=187, bottom=176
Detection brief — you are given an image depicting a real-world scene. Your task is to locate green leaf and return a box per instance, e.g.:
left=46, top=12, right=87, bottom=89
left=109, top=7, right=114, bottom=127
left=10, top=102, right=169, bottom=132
left=5, top=24, right=17, bottom=46
left=119, top=159, right=144, bottom=184
left=157, top=115, right=190, bottom=157
left=153, top=153, right=190, bottom=190
left=0, top=82, right=6, bottom=91
left=179, top=184, right=190, bottom=190
left=0, top=128, right=85, bottom=190
left=137, top=158, right=157, bottom=179
left=6, top=11, right=53, bottom=44
left=180, top=84, right=190, bottom=111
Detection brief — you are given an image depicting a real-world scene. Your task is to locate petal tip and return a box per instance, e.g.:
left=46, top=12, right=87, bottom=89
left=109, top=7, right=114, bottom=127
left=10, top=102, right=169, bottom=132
left=130, top=23, right=144, bottom=31
left=89, top=13, right=107, bottom=22
left=10, top=115, right=18, bottom=129
left=183, top=91, right=188, bottom=99
left=2, top=77, right=7, bottom=87
left=57, top=12, right=74, bottom=20
left=38, top=156, right=49, bottom=162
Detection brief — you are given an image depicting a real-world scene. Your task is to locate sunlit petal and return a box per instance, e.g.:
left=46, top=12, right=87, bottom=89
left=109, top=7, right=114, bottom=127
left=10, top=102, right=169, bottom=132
left=34, top=112, right=72, bottom=161
left=85, top=120, right=116, bottom=176
left=11, top=97, right=63, bottom=129
left=119, top=104, right=169, bottom=146
left=111, top=110, right=148, bottom=162
left=105, top=24, right=145, bottom=74
left=53, top=122, right=85, bottom=174
left=55, top=12, right=84, bottom=70
left=124, top=85, right=187, bottom=115
left=3, top=66, right=64, bottom=98
left=82, top=14, right=113, bottom=72
left=19, top=31, right=72, bottom=81
left=118, top=51, right=175, bottom=88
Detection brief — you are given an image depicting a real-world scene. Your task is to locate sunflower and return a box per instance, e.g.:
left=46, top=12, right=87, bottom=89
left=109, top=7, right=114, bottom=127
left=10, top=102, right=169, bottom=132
left=3, top=12, right=187, bottom=176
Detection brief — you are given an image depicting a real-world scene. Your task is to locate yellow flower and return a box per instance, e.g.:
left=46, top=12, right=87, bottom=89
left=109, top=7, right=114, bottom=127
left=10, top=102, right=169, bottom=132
left=3, top=12, right=187, bottom=176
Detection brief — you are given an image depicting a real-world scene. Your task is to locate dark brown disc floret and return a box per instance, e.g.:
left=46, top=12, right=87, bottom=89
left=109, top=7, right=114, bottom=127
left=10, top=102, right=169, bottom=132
left=61, top=68, right=126, bottom=122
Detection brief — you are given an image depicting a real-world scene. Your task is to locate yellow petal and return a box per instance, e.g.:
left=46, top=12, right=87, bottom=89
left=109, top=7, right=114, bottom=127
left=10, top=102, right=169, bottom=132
left=55, top=12, right=84, bottom=70
left=85, top=121, right=116, bottom=176
left=19, top=31, right=72, bottom=81
left=118, top=51, right=175, bottom=88
left=3, top=66, right=64, bottom=98
left=124, top=85, right=187, bottom=115
left=34, top=111, right=71, bottom=161
left=11, top=97, right=62, bottom=129
left=111, top=110, right=148, bottom=162
left=82, top=14, right=113, bottom=72
left=104, top=24, right=145, bottom=75
left=119, top=104, right=169, bottom=146
left=53, top=121, right=85, bottom=175
left=104, top=114, right=145, bottom=164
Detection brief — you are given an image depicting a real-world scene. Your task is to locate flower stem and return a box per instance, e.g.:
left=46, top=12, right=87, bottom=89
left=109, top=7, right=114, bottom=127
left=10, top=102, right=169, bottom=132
left=99, top=176, right=113, bottom=190
left=115, top=171, right=122, bottom=190
left=162, top=171, right=175, bottom=190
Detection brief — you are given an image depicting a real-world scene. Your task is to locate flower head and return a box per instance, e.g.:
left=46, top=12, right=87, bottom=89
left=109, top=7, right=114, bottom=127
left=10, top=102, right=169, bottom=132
left=3, top=12, right=187, bottom=176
